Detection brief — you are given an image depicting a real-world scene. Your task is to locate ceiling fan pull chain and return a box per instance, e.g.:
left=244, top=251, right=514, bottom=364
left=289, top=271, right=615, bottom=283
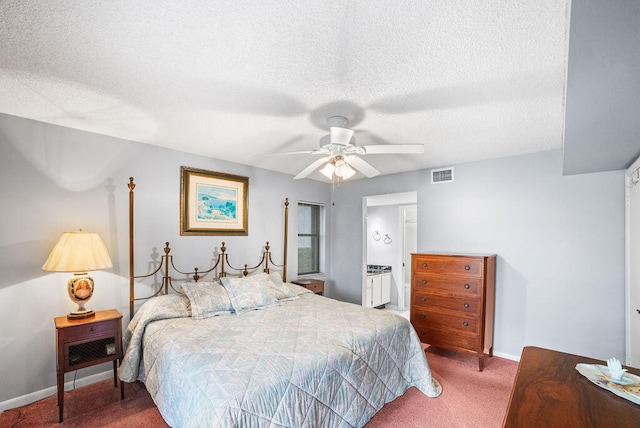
left=331, top=173, right=336, bottom=206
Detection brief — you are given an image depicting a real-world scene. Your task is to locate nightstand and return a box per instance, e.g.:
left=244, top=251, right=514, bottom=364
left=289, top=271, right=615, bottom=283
left=54, top=309, right=124, bottom=422
left=292, top=279, right=324, bottom=295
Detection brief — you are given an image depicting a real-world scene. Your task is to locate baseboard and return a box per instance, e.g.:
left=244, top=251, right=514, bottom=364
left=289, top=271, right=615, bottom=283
left=0, top=370, right=113, bottom=413
left=494, top=351, right=521, bottom=362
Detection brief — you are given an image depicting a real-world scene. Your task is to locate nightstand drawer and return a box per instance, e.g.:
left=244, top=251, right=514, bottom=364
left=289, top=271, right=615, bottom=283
left=292, top=279, right=324, bottom=295
left=304, top=281, right=324, bottom=294
left=63, top=319, right=118, bottom=343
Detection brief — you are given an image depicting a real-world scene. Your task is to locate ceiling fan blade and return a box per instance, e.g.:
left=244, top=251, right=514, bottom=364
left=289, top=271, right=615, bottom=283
left=294, top=156, right=332, bottom=180
left=345, top=156, right=380, bottom=178
left=362, top=144, right=424, bottom=154
left=269, top=150, right=316, bottom=155
left=269, top=148, right=331, bottom=156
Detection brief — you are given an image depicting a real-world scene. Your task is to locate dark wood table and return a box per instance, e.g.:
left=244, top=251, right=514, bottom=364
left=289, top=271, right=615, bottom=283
left=503, top=346, right=640, bottom=427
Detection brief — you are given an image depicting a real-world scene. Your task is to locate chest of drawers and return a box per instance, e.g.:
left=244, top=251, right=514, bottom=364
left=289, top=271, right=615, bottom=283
left=411, top=253, right=496, bottom=371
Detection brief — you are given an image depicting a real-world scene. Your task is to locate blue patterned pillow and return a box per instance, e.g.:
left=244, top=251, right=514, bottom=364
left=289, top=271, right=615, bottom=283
left=181, top=281, right=234, bottom=319
left=220, top=275, right=282, bottom=314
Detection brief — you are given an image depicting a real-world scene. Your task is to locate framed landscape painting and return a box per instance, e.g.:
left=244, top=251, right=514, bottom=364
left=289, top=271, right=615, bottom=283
left=180, top=166, right=249, bottom=236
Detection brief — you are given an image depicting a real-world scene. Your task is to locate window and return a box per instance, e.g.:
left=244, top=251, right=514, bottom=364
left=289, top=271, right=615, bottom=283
left=297, top=202, right=323, bottom=275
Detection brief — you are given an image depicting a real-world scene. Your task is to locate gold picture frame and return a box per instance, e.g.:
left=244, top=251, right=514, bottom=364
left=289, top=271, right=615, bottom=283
left=180, top=166, right=249, bottom=236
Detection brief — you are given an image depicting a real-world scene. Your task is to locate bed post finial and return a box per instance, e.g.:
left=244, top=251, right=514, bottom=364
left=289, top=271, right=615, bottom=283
left=220, top=242, right=227, bottom=277
left=264, top=241, right=270, bottom=273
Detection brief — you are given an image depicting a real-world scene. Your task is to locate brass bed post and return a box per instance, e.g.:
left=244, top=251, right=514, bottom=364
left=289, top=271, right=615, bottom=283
left=163, top=243, right=171, bottom=294
left=264, top=242, right=270, bottom=273
left=128, top=177, right=136, bottom=321
left=283, top=198, right=289, bottom=282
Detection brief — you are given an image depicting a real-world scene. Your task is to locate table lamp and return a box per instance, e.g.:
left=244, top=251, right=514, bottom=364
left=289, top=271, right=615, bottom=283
left=42, top=231, right=113, bottom=319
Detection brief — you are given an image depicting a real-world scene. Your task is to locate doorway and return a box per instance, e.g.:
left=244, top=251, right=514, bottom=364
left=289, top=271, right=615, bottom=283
left=363, top=191, right=418, bottom=311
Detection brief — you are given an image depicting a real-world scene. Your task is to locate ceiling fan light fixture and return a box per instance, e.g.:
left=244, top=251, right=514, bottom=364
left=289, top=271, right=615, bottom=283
left=330, top=127, right=354, bottom=145
left=334, top=158, right=355, bottom=179
left=340, top=165, right=356, bottom=179
left=319, top=162, right=335, bottom=179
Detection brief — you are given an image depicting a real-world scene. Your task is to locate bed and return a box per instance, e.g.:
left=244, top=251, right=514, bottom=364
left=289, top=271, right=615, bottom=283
left=118, top=177, right=441, bottom=427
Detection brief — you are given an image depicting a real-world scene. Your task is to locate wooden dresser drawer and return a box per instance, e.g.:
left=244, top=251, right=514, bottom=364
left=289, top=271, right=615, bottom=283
left=63, top=320, right=118, bottom=343
left=411, top=310, right=479, bottom=334
left=413, top=273, right=482, bottom=296
left=412, top=255, right=484, bottom=277
left=412, top=325, right=479, bottom=352
left=412, top=290, right=481, bottom=315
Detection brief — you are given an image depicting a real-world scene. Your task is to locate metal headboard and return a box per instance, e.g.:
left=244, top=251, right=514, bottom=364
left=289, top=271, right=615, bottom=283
left=127, top=177, right=289, bottom=320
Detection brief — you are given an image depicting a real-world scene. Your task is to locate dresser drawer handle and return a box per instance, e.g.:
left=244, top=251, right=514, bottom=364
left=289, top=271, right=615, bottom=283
left=421, top=313, right=426, bottom=319
left=463, top=303, right=470, bottom=308
left=422, top=262, right=428, bottom=268
left=420, top=330, right=425, bottom=335
left=90, top=327, right=95, bottom=332
left=463, top=321, right=469, bottom=327
left=421, top=296, right=427, bottom=302
left=464, top=284, right=470, bottom=289
left=421, top=279, right=427, bottom=285
left=464, top=265, right=470, bottom=270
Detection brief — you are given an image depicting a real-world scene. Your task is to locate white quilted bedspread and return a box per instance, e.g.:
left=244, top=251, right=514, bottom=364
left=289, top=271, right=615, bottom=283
left=119, top=292, right=441, bottom=427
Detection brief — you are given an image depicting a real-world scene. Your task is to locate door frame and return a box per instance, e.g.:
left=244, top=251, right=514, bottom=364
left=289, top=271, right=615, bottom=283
left=398, top=204, right=417, bottom=311
left=625, top=155, right=640, bottom=366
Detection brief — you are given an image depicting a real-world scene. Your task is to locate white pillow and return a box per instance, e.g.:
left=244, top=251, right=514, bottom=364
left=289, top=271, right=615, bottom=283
left=220, top=275, right=282, bottom=314
left=181, top=281, right=234, bottom=319
left=266, top=271, right=299, bottom=301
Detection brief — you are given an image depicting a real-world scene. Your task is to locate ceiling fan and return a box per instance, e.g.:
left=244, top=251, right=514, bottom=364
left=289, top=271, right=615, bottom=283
left=280, top=116, right=425, bottom=180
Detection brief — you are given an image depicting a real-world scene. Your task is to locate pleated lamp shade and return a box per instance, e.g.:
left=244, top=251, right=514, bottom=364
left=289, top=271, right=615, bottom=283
left=42, top=231, right=112, bottom=272
left=42, top=231, right=113, bottom=319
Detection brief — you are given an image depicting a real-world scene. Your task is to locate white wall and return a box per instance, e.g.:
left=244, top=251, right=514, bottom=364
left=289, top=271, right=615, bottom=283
left=330, top=150, right=625, bottom=361
left=0, top=113, right=330, bottom=406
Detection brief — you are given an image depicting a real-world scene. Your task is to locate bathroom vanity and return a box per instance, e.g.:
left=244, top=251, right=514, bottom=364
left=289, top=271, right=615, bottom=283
left=365, top=265, right=391, bottom=308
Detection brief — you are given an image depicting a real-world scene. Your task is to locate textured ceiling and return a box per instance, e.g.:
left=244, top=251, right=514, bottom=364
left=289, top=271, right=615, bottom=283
left=0, top=1, right=569, bottom=181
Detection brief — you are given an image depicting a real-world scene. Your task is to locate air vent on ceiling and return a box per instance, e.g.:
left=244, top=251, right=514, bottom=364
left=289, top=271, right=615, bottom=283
left=431, top=167, right=454, bottom=184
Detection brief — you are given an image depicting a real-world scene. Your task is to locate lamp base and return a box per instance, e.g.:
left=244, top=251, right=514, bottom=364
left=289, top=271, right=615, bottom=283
left=67, top=273, right=95, bottom=320
left=67, top=310, right=95, bottom=320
